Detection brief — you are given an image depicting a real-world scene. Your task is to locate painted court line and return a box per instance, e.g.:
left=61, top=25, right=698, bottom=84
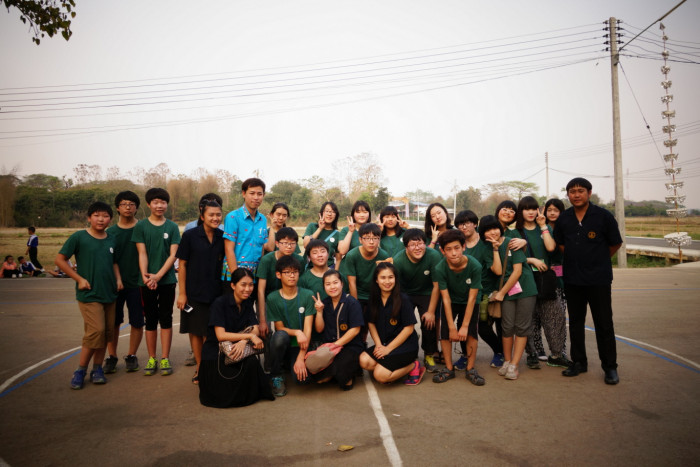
left=363, top=376, right=403, bottom=467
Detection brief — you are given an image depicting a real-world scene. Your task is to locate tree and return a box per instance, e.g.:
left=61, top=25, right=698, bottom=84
left=405, top=189, right=435, bottom=204
left=484, top=181, right=539, bottom=200
left=456, top=186, right=482, bottom=212
left=3, top=0, right=76, bottom=45
left=0, top=173, right=20, bottom=227
left=21, top=173, right=62, bottom=191
left=72, top=164, right=101, bottom=185
left=143, top=163, right=171, bottom=188
left=371, top=186, right=390, bottom=213
left=332, top=153, right=386, bottom=198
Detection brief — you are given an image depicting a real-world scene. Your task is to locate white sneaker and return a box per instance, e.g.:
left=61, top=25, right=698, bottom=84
left=498, top=361, right=511, bottom=376
left=505, top=364, right=519, bottom=380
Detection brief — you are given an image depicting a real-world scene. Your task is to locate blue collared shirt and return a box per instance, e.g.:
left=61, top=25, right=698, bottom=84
left=221, top=205, right=268, bottom=280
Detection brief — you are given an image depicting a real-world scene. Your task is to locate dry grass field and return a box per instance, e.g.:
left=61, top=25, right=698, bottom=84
left=625, top=216, right=700, bottom=240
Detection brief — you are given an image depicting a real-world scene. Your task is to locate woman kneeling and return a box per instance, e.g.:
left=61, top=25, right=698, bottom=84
left=359, top=263, right=424, bottom=385
left=198, top=268, right=274, bottom=408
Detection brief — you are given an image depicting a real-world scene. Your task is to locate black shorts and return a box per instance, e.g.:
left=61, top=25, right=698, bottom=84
left=438, top=302, right=478, bottom=340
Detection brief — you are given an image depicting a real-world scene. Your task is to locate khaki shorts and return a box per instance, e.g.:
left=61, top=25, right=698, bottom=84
left=78, top=301, right=116, bottom=349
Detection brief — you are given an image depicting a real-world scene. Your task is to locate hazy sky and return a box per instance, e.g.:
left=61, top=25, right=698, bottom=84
left=1, top=0, right=699, bottom=208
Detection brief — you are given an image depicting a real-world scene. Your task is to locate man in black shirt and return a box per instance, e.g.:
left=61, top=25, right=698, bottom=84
left=553, top=178, right=622, bottom=385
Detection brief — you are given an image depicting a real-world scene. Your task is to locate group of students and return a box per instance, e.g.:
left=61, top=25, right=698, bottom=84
left=57, top=175, right=622, bottom=408
left=1, top=227, right=45, bottom=278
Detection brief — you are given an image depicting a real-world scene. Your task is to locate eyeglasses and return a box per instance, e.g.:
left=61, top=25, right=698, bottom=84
left=361, top=236, right=380, bottom=243
left=500, top=208, right=515, bottom=214
left=280, top=270, right=299, bottom=276
left=278, top=241, right=296, bottom=248
left=119, top=202, right=136, bottom=208
left=406, top=242, right=425, bottom=249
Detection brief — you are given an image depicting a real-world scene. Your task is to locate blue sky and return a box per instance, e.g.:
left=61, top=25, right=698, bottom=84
left=1, top=0, right=698, bottom=208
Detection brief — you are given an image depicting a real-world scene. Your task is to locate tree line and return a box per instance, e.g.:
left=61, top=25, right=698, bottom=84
left=0, top=154, right=691, bottom=228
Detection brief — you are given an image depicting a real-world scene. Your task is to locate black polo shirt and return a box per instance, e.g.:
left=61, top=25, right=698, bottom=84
left=176, top=224, right=224, bottom=304
left=372, top=292, right=419, bottom=354
left=202, top=295, right=258, bottom=361
left=553, top=203, right=622, bottom=286
left=320, top=293, right=365, bottom=353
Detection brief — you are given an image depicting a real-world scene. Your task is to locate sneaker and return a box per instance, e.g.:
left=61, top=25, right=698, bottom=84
left=453, top=356, right=468, bottom=371
left=423, top=355, right=438, bottom=373
left=505, top=364, right=519, bottom=380
left=498, top=361, right=511, bottom=376
left=160, top=358, right=173, bottom=376
left=70, top=369, right=86, bottom=390
left=184, top=351, right=196, bottom=366
left=526, top=354, right=541, bottom=369
left=538, top=350, right=548, bottom=361
left=547, top=355, right=572, bottom=368
left=466, top=368, right=485, bottom=386
left=144, top=357, right=157, bottom=376
left=490, top=353, right=505, bottom=368
left=272, top=376, right=287, bottom=397
left=103, top=356, right=118, bottom=374
left=90, top=367, right=107, bottom=384
left=405, top=361, right=427, bottom=386
left=124, top=355, right=139, bottom=372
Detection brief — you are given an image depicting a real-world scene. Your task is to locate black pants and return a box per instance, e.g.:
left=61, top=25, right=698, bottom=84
left=407, top=294, right=438, bottom=355
left=28, top=247, right=42, bottom=270
left=565, top=283, right=617, bottom=371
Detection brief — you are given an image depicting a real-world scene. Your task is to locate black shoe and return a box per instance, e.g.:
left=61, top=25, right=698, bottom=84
left=604, top=369, right=619, bottom=385
left=562, top=362, right=587, bottom=377
left=526, top=354, right=541, bottom=370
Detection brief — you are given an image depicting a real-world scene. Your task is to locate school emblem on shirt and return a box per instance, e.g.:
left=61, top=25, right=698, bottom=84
left=109, top=247, right=114, bottom=254
left=164, top=233, right=169, bottom=239
left=340, top=323, right=348, bottom=331
left=330, top=238, right=335, bottom=243
left=466, top=278, right=472, bottom=284
left=588, top=231, right=596, bottom=239
left=424, top=270, right=430, bottom=275
left=389, top=318, right=398, bottom=326
left=299, top=307, right=305, bottom=314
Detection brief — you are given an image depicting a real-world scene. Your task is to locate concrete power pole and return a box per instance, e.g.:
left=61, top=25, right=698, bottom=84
left=545, top=152, right=550, bottom=197
left=609, top=17, right=627, bottom=267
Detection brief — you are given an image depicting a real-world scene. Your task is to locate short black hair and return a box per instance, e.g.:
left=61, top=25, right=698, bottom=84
left=350, top=200, right=371, bottom=223
left=402, top=228, right=427, bottom=247
left=115, top=190, right=141, bottom=209
left=359, top=222, right=381, bottom=238
left=495, top=200, right=517, bottom=217
left=478, top=215, right=504, bottom=242
left=275, top=254, right=301, bottom=274
left=319, top=201, right=339, bottom=230
left=27, top=226, right=36, bottom=233
left=87, top=201, right=113, bottom=218
left=145, top=187, right=170, bottom=204
left=18, top=256, right=25, bottom=261
left=566, top=177, right=592, bottom=192
left=306, top=238, right=329, bottom=254
left=437, top=228, right=465, bottom=248
left=275, top=226, right=299, bottom=242
left=454, top=210, right=478, bottom=226
left=242, top=177, right=266, bottom=193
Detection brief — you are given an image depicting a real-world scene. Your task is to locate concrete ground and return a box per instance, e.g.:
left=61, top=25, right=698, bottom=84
left=1, top=265, right=699, bottom=467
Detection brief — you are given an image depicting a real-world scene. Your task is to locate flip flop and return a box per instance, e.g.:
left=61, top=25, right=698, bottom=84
left=405, top=365, right=426, bottom=386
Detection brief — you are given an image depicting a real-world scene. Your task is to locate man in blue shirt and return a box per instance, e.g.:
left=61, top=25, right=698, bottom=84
left=222, top=178, right=268, bottom=334
left=553, top=178, right=622, bottom=385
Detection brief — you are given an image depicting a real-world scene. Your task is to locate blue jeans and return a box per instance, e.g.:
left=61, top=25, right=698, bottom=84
left=269, top=330, right=302, bottom=381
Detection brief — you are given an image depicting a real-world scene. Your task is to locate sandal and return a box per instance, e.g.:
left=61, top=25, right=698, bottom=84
left=191, top=372, right=199, bottom=385
left=405, top=364, right=426, bottom=386
left=432, top=368, right=455, bottom=383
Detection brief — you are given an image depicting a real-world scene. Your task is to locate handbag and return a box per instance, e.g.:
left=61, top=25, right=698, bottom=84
left=532, top=269, right=558, bottom=300
left=487, top=245, right=509, bottom=318
left=305, top=303, right=344, bottom=374
left=219, top=326, right=264, bottom=365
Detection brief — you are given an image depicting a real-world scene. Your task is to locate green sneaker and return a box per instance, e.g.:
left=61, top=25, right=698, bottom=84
left=160, top=358, right=173, bottom=376
left=423, top=355, right=438, bottom=373
left=144, top=357, right=157, bottom=376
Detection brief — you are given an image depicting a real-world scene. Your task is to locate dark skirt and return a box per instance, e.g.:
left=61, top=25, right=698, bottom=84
left=199, top=354, right=274, bottom=408
left=365, top=346, right=417, bottom=372
left=180, top=301, right=210, bottom=337
left=311, top=347, right=360, bottom=388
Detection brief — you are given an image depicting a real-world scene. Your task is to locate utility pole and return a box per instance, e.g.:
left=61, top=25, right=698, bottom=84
left=545, top=152, right=550, bottom=197
left=608, top=17, right=627, bottom=267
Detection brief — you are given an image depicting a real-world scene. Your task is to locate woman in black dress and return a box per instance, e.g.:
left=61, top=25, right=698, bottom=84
left=198, top=268, right=274, bottom=408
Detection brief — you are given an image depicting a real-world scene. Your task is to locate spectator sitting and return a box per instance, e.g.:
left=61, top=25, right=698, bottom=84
left=2, top=255, right=22, bottom=278
left=46, top=260, right=75, bottom=278
left=18, top=256, right=42, bottom=277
